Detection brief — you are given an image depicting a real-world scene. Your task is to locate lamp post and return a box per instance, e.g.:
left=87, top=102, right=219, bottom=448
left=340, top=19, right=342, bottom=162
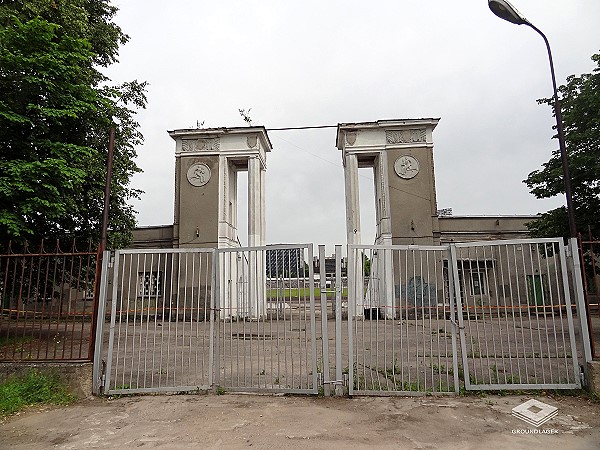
left=488, top=0, right=577, bottom=238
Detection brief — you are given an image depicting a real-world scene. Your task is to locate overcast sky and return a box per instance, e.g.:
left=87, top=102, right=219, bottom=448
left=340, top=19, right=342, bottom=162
left=105, top=0, right=600, bottom=248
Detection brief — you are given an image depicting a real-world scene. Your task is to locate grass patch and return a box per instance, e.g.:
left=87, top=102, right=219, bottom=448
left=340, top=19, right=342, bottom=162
left=0, top=370, right=77, bottom=417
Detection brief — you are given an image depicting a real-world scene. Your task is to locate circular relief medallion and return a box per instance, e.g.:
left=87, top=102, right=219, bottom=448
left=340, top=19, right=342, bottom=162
left=394, top=155, right=420, bottom=179
left=186, top=163, right=211, bottom=187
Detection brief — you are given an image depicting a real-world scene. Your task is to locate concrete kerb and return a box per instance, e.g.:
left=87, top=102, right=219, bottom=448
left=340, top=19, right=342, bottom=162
left=0, top=362, right=93, bottom=400
left=587, top=361, right=600, bottom=395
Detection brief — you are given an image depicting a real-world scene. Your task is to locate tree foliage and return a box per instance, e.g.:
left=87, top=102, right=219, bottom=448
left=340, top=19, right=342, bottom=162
left=0, top=0, right=147, bottom=248
left=525, top=52, right=600, bottom=239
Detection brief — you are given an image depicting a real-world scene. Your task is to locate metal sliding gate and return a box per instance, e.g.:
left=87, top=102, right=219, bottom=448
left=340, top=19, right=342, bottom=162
left=94, top=239, right=586, bottom=396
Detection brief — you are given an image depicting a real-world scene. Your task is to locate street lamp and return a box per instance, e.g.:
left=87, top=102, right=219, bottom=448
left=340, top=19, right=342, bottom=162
left=488, top=0, right=577, bottom=238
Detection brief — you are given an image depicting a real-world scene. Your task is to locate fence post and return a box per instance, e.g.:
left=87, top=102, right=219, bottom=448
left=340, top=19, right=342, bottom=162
left=211, top=249, right=219, bottom=391
left=347, top=245, right=355, bottom=395
left=92, top=250, right=111, bottom=395
left=334, top=245, right=344, bottom=396
left=569, top=238, right=593, bottom=373
left=448, top=243, right=466, bottom=392
left=318, top=245, right=330, bottom=396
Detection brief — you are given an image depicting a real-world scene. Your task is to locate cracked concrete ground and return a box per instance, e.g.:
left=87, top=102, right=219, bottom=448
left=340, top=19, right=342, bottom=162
left=0, top=394, right=598, bottom=449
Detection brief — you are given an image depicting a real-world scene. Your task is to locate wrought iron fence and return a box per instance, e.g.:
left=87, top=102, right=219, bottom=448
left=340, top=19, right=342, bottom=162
left=0, top=241, right=99, bottom=361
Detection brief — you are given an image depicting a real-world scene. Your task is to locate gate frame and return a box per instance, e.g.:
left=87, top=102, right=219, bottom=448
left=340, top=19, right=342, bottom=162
left=102, top=247, right=216, bottom=395
left=93, top=238, right=589, bottom=396
left=456, top=238, right=582, bottom=391
left=347, top=243, right=461, bottom=396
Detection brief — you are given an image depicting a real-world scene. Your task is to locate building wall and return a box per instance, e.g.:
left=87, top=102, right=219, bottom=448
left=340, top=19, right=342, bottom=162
left=131, top=225, right=174, bottom=249
left=438, top=215, right=536, bottom=243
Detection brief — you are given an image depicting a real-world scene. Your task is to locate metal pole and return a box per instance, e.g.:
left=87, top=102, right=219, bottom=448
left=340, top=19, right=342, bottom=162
left=101, top=128, right=115, bottom=251
left=91, top=127, right=115, bottom=367
left=527, top=23, right=577, bottom=238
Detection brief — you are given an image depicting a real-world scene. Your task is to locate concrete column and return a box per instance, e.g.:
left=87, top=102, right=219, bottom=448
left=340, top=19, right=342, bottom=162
left=377, top=151, right=392, bottom=240
left=376, top=152, right=394, bottom=317
left=248, top=157, right=261, bottom=247
left=218, top=156, right=228, bottom=247
left=258, top=167, right=266, bottom=316
left=260, top=167, right=266, bottom=246
left=248, top=156, right=263, bottom=317
left=344, top=153, right=361, bottom=245
left=344, top=153, right=363, bottom=318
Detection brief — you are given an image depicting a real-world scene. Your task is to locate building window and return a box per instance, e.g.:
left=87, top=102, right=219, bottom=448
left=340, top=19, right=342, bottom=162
left=468, top=270, right=486, bottom=296
left=139, top=271, right=162, bottom=297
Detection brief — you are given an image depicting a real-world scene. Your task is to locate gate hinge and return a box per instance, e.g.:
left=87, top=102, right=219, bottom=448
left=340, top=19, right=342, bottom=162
left=565, top=245, right=573, bottom=258
left=98, top=359, right=106, bottom=392
left=580, top=365, right=587, bottom=388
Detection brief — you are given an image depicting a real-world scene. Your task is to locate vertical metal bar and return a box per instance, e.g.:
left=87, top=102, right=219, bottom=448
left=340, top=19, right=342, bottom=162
left=419, top=249, right=426, bottom=391
left=307, top=244, right=318, bottom=393
left=275, top=249, right=282, bottom=388
left=527, top=243, right=542, bottom=384
left=181, top=252, right=189, bottom=385
left=570, top=238, right=592, bottom=366
left=479, top=245, right=493, bottom=385
left=203, top=250, right=210, bottom=386
left=335, top=245, right=343, bottom=396
left=50, top=253, right=62, bottom=359
left=318, top=245, right=330, bottom=395
left=159, top=252, right=168, bottom=388
left=559, top=241, right=581, bottom=387
left=143, top=253, right=154, bottom=388
left=135, top=254, right=145, bottom=388
left=536, top=244, right=551, bottom=383
left=489, top=244, right=506, bottom=384
left=166, top=252, right=176, bottom=386
left=193, top=252, right=200, bottom=386
left=209, top=249, right=218, bottom=390
left=118, top=252, right=130, bottom=389
left=79, top=252, right=93, bottom=359
left=445, top=246, right=460, bottom=393
left=450, top=244, right=469, bottom=390
left=150, top=253, right=160, bottom=388
left=92, top=251, right=110, bottom=395
left=347, top=245, right=355, bottom=395
left=302, top=248, right=309, bottom=389
left=104, top=250, right=121, bottom=393
left=513, top=244, right=529, bottom=384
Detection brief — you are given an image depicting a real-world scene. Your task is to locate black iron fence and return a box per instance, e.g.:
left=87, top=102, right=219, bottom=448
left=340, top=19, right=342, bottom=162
left=0, top=241, right=100, bottom=361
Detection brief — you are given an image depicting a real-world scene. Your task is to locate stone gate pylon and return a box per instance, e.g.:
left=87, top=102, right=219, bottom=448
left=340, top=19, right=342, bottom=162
left=169, top=126, right=272, bottom=318
left=337, top=119, right=440, bottom=318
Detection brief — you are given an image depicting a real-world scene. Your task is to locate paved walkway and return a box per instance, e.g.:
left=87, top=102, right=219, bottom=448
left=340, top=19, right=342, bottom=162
left=1, top=394, right=598, bottom=449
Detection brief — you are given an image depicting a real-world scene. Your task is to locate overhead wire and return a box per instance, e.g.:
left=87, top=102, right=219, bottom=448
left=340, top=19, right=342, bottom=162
left=269, top=128, right=433, bottom=202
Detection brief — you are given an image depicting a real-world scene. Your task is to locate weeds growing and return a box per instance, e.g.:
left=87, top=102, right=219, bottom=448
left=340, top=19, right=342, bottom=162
left=0, top=370, right=76, bottom=417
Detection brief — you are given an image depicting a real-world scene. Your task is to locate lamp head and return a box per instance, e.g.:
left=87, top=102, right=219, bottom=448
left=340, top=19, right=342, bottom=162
left=488, top=0, right=529, bottom=25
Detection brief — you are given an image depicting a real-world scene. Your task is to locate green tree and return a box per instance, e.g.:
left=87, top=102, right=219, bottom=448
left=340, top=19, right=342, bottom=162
left=362, top=253, right=371, bottom=276
left=0, top=0, right=147, bottom=248
left=525, top=52, right=600, bottom=239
